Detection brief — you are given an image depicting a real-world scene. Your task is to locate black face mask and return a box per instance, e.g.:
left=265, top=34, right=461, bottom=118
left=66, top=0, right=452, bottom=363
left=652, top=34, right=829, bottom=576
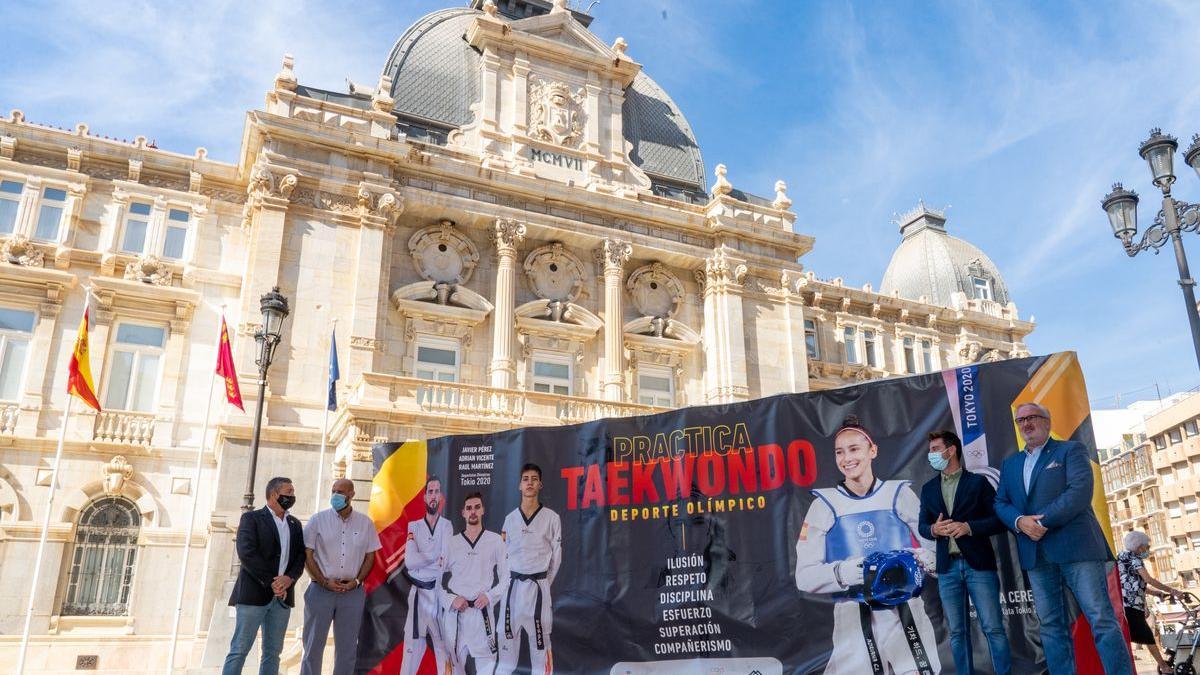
left=276, top=494, right=296, bottom=511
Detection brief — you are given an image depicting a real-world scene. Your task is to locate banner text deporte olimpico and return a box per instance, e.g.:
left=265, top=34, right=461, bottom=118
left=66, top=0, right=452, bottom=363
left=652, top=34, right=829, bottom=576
left=355, top=352, right=1123, bottom=675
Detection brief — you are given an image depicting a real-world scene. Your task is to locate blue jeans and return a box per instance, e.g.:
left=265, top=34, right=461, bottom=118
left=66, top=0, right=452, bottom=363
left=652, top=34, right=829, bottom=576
left=222, top=599, right=292, bottom=675
left=1027, top=560, right=1133, bottom=675
left=937, top=557, right=1012, bottom=675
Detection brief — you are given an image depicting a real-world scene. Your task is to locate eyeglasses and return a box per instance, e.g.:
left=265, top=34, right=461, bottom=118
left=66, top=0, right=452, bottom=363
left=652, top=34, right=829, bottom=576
left=1015, top=414, right=1047, bottom=425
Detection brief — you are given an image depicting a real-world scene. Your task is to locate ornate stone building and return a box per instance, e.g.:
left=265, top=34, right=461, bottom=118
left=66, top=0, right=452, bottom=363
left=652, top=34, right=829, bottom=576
left=0, top=0, right=1032, bottom=671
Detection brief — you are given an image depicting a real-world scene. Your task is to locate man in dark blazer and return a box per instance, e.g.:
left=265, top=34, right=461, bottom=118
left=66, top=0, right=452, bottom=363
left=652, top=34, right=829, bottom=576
left=222, top=476, right=305, bottom=675
left=918, top=429, right=1010, bottom=675
left=994, top=402, right=1132, bottom=675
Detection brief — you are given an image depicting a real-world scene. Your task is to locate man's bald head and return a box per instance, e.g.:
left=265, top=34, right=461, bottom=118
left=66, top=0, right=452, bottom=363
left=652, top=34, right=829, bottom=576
left=332, top=478, right=355, bottom=500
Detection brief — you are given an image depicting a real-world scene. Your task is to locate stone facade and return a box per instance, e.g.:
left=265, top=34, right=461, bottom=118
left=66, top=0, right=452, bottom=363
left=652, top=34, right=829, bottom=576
left=0, top=2, right=1033, bottom=672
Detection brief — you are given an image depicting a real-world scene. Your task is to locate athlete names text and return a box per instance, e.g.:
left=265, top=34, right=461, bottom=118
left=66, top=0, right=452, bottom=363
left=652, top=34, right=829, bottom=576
left=457, top=445, right=494, bottom=486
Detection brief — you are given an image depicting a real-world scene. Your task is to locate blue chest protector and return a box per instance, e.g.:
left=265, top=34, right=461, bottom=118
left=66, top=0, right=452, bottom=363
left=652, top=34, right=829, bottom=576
left=815, top=480, right=915, bottom=561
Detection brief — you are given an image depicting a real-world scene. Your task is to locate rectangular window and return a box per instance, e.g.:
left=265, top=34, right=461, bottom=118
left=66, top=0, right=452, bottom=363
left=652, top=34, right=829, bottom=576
left=844, top=326, right=859, bottom=365
left=33, top=187, right=66, bottom=241
left=921, top=339, right=933, bottom=373
left=972, top=277, right=993, bottom=301
left=863, top=330, right=878, bottom=368
left=638, top=365, right=674, bottom=408
left=1185, top=496, right=1198, bottom=513
left=162, top=208, right=189, bottom=259
left=804, top=319, right=819, bottom=360
left=531, top=353, right=571, bottom=396
left=415, top=337, right=458, bottom=382
left=120, top=202, right=153, bottom=254
left=1187, top=420, right=1198, bottom=437
left=1169, top=502, right=1183, bottom=518
left=1169, top=429, right=1183, bottom=445
left=104, top=323, right=166, bottom=412
left=1155, top=435, right=1167, bottom=450
left=0, top=180, right=22, bottom=235
left=903, top=337, right=916, bottom=374
left=0, top=307, right=35, bottom=401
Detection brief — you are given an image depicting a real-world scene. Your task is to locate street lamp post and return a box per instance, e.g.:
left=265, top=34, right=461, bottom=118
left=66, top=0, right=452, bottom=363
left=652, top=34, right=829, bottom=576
left=241, top=286, right=290, bottom=511
left=1102, top=129, right=1200, bottom=370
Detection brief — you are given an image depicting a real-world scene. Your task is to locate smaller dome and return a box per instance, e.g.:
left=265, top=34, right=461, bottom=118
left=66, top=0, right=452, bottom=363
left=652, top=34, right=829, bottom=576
left=879, top=203, right=1011, bottom=307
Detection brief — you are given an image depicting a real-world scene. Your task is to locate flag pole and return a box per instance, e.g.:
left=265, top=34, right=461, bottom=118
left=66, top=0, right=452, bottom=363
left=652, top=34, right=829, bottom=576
left=17, top=289, right=91, bottom=675
left=314, top=319, right=337, bottom=512
left=165, top=309, right=224, bottom=673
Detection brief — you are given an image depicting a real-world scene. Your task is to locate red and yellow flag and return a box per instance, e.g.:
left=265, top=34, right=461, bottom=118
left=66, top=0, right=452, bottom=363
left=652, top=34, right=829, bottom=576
left=66, top=308, right=101, bottom=411
left=216, top=316, right=244, bottom=411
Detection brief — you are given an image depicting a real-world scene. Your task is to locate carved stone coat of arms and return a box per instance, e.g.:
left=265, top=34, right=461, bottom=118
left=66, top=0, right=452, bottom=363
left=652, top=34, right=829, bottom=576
left=529, top=76, right=586, bottom=147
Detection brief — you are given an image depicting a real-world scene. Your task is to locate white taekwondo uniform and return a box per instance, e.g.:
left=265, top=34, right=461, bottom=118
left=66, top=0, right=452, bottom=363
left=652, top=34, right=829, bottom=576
left=441, top=529, right=508, bottom=675
left=795, top=479, right=940, bottom=675
left=401, top=515, right=451, bottom=675
left=495, top=505, right=561, bottom=675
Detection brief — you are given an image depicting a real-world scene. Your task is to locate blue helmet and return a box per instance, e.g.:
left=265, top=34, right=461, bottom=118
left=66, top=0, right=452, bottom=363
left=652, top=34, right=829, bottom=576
left=861, top=550, right=925, bottom=608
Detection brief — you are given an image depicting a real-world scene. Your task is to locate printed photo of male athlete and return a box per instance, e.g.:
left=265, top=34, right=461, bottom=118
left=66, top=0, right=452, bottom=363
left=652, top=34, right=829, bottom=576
left=441, top=492, right=508, bottom=675
left=496, top=463, right=562, bottom=675
left=795, top=416, right=941, bottom=675
left=401, top=475, right=451, bottom=675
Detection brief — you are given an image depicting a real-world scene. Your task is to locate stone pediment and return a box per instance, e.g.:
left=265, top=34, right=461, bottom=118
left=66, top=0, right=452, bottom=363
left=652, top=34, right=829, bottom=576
left=509, top=11, right=619, bottom=61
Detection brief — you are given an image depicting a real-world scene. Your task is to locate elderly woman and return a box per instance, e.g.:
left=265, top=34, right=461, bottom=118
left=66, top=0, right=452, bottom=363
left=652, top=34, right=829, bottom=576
left=1119, top=530, right=1180, bottom=674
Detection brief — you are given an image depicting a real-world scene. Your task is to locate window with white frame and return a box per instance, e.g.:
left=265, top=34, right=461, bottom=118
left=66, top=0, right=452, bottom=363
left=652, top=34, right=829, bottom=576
left=1185, top=496, right=1198, bottom=514
left=843, top=326, right=859, bottom=365
left=1169, top=429, right=1183, bottom=445
left=921, top=339, right=934, bottom=373
left=863, top=329, right=878, bottom=368
left=531, top=353, right=571, bottom=395
left=638, top=365, right=674, bottom=407
left=804, top=319, right=819, bottom=360
left=903, top=336, right=916, bottom=373
left=1187, top=420, right=1199, bottom=437
left=415, top=336, right=459, bottom=382
left=0, top=308, right=35, bottom=401
left=104, top=323, right=166, bottom=412
left=120, top=202, right=153, bottom=254
left=33, top=187, right=67, bottom=242
left=162, top=208, right=189, bottom=260
left=972, top=277, right=993, bottom=301
left=0, top=180, right=22, bottom=235
left=1169, top=502, right=1182, bottom=518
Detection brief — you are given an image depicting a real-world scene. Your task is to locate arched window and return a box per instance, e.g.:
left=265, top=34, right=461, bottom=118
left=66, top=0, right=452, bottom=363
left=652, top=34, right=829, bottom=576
left=63, top=497, right=140, bottom=616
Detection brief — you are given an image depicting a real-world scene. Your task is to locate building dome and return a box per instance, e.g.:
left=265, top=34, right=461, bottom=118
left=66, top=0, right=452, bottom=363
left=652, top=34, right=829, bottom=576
left=380, top=5, right=706, bottom=192
left=879, top=203, right=1011, bottom=307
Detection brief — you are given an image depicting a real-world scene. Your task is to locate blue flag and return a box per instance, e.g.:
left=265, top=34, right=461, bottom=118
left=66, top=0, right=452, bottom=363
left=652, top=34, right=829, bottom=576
left=327, top=330, right=340, bottom=411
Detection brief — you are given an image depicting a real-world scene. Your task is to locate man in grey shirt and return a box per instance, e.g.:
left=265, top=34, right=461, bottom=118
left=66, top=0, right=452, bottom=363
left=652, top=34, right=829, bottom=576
left=301, top=478, right=381, bottom=675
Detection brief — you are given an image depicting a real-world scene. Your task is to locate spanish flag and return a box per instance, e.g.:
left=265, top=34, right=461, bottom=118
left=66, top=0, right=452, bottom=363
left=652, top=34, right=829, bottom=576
left=66, top=308, right=101, bottom=411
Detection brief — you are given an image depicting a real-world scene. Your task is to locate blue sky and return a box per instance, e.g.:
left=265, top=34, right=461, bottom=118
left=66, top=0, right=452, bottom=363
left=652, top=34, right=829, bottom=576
left=3, top=0, right=1200, bottom=408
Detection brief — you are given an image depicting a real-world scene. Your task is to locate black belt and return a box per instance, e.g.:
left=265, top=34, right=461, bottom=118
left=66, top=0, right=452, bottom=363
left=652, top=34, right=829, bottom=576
left=403, top=570, right=436, bottom=639
left=451, top=592, right=498, bottom=655
left=504, top=571, right=548, bottom=650
left=857, top=602, right=934, bottom=675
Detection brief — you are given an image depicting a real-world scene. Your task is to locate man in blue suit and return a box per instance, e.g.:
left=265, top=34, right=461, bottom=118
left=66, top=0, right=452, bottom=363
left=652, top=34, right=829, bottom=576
left=918, top=430, right=1010, bottom=675
left=994, top=402, right=1132, bottom=675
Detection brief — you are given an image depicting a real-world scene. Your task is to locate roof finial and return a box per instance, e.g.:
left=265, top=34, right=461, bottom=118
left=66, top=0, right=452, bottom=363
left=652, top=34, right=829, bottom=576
left=712, top=164, right=733, bottom=196
left=772, top=180, right=792, bottom=210
left=274, top=53, right=297, bottom=91
left=551, top=0, right=569, bottom=13
left=612, top=37, right=628, bottom=55
left=482, top=0, right=498, bottom=17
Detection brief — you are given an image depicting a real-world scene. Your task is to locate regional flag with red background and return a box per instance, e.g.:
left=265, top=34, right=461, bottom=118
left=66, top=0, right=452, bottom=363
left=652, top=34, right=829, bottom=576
left=67, top=307, right=101, bottom=411
left=216, top=316, right=244, bottom=411
left=356, top=440, right=440, bottom=674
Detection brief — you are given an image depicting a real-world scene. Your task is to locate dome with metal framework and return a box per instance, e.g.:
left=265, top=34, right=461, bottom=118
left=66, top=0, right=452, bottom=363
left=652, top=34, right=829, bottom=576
left=880, top=202, right=1011, bottom=307
left=380, top=2, right=706, bottom=194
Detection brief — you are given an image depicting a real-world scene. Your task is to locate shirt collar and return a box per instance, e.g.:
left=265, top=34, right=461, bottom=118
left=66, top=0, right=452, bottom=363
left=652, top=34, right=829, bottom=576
left=1025, top=441, right=1047, bottom=456
left=941, top=468, right=962, bottom=481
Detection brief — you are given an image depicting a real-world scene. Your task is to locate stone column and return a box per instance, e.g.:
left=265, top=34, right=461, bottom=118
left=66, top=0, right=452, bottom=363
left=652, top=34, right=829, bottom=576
left=489, top=219, right=526, bottom=389
left=350, top=186, right=402, bottom=377
left=234, top=164, right=293, bottom=373
left=700, top=249, right=749, bottom=403
left=596, top=238, right=631, bottom=401
left=16, top=293, right=63, bottom=436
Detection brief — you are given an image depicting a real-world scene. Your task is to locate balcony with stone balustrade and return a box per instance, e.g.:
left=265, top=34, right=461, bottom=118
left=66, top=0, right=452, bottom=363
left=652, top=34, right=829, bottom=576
left=0, top=401, right=17, bottom=434
left=92, top=410, right=156, bottom=446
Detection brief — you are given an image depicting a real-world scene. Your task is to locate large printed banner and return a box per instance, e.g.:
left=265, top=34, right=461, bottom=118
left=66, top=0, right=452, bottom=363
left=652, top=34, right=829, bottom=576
left=356, top=352, right=1121, bottom=674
